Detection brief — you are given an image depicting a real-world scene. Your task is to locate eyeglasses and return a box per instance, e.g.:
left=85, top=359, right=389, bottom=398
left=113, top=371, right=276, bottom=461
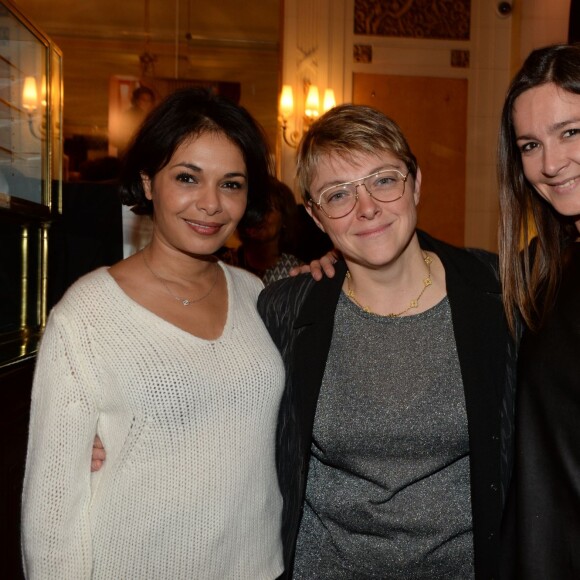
left=311, top=169, right=409, bottom=219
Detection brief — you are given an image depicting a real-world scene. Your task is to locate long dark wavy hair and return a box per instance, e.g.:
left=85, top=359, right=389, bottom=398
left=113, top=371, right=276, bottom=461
left=498, top=43, right=580, bottom=334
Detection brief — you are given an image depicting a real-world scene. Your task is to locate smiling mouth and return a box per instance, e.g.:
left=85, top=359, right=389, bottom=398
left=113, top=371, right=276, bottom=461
left=184, top=219, right=223, bottom=234
left=551, top=177, right=579, bottom=191
left=357, top=223, right=392, bottom=237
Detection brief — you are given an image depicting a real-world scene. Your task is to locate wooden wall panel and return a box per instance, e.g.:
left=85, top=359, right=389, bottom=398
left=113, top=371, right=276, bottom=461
left=353, top=73, right=467, bottom=247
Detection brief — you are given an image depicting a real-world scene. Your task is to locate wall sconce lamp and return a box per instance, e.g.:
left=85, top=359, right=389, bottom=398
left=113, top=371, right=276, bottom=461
left=279, top=83, right=336, bottom=148
left=22, top=75, right=46, bottom=139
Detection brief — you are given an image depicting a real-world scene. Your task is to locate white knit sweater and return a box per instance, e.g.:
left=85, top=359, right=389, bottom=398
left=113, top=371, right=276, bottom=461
left=21, top=264, right=285, bottom=579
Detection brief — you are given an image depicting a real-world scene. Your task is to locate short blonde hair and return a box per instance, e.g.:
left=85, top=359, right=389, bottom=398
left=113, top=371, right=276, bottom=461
left=296, top=104, right=418, bottom=203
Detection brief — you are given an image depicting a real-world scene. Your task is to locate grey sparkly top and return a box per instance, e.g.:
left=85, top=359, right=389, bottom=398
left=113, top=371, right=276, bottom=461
left=293, top=293, right=474, bottom=580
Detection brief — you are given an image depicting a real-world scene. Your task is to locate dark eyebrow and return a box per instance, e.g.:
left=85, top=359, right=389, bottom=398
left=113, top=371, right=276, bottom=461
left=315, top=163, right=403, bottom=195
left=223, top=171, right=248, bottom=179
left=516, top=118, right=580, bottom=141
left=170, top=162, right=247, bottom=179
left=171, top=162, right=202, bottom=172
left=551, top=118, right=580, bottom=132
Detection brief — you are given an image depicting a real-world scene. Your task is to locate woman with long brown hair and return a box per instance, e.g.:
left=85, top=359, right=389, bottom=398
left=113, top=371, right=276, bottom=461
left=498, top=44, right=580, bottom=577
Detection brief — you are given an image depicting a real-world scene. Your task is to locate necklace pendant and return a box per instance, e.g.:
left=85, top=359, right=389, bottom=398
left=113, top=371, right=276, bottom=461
left=182, top=299, right=191, bottom=306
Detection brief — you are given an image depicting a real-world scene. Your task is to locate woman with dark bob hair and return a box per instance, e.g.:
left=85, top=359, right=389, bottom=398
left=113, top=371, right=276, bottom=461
left=120, top=86, right=270, bottom=228
left=498, top=44, right=580, bottom=578
left=21, top=88, right=285, bottom=579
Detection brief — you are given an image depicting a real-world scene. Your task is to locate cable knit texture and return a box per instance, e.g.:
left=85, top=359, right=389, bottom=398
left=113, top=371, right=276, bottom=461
left=21, top=263, right=284, bottom=579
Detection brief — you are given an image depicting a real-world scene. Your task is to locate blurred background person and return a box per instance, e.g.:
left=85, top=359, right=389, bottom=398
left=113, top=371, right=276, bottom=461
left=220, top=175, right=302, bottom=284
left=110, top=85, right=156, bottom=157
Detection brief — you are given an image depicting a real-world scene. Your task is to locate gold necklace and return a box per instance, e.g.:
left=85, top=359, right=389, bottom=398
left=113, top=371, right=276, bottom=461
left=345, top=253, right=433, bottom=318
left=142, top=250, right=219, bottom=307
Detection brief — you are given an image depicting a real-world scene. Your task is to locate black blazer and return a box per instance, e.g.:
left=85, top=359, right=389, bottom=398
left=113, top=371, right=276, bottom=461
left=258, top=231, right=517, bottom=579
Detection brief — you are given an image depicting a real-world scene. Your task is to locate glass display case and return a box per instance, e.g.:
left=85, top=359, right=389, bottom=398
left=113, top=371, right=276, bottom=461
left=0, top=0, right=63, bottom=367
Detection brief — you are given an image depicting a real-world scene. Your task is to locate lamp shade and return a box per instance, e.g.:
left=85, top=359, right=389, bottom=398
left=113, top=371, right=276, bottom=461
left=279, top=85, right=294, bottom=119
left=40, top=75, right=47, bottom=107
left=304, top=85, right=320, bottom=119
left=22, top=76, right=38, bottom=111
left=323, top=89, right=336, bottom=112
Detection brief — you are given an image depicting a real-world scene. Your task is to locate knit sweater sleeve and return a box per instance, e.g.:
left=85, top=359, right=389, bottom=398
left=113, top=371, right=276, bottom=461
left=21, top=306, right=99, bottom=579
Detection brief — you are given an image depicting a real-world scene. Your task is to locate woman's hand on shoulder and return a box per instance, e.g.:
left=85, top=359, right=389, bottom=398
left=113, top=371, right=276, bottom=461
left=289, top=249, right=340, bottom=281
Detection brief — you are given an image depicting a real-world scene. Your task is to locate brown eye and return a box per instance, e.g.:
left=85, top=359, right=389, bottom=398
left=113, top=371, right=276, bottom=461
left=221, top=180, right=247, bottom=192
left=520, top=142, right=538, bottom=154
left=176, top=173, right=196, bottom=183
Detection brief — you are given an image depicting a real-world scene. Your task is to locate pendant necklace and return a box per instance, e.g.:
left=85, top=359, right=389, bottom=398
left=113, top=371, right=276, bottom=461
left=142, top=250, right=219, bottom=307
left=345, top=253, right=433, bottom=318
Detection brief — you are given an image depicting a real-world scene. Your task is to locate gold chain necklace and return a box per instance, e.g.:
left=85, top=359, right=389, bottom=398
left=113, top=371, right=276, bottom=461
left=142, top=250, right=219, bottom=307
left=345, top=253, right=433, bottom=318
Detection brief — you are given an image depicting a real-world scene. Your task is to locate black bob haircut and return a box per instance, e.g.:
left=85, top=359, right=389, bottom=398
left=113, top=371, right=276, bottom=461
left=119, top=87, right=272, bottom=228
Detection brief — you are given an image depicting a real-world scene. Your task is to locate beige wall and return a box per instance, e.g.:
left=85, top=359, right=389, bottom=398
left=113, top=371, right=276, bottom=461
left=519, top=0, right=571, bottom=61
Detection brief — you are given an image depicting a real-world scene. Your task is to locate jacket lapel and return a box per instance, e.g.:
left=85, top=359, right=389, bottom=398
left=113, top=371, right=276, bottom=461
left=291, top=261, right=347, bottom=442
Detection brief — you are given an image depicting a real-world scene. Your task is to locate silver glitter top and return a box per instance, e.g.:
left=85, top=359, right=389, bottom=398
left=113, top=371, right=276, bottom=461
left=293, top=294, right=474, bottom=579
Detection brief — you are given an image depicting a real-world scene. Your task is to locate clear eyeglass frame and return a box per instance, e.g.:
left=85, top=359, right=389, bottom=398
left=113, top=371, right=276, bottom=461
left=312, top=169, right=409, bottom=219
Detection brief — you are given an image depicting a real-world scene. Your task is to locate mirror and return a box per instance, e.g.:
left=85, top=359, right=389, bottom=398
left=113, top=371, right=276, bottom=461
left=12, top=0, right=280, bottom=175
